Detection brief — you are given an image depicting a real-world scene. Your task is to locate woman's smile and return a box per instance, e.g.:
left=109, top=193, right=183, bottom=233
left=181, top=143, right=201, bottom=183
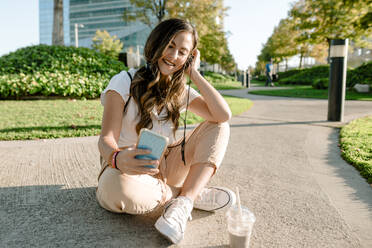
left=163, top=58, right=176, bottom=67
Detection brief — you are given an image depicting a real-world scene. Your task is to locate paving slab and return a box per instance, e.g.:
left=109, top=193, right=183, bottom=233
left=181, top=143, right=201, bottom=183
left=1, top=88, right=371, bottom=247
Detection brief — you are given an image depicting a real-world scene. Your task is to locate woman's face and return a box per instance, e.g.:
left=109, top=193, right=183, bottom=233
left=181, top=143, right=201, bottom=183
left=158, top=31, right=194, bottom=76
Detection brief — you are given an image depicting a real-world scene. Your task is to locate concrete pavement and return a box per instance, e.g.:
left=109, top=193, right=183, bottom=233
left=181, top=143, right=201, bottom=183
left=1, top=87, right=372, bottom=247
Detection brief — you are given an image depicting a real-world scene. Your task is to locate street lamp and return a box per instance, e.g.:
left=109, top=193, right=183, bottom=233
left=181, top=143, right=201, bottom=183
left=74, top=23, right=84, bottom=48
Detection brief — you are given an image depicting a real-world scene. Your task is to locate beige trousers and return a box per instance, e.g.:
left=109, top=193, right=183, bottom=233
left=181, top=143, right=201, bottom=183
left=96, top=121, right=230, bottom=215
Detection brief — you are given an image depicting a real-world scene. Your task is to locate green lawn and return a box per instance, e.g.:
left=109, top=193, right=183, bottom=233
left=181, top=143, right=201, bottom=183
left=0, top=96, right=252, bottom=140
left=340, top=115, right=372, bottom=184
left=249, top=85, right=372, bottom=101
left=191, top=76, right=244, bottom=90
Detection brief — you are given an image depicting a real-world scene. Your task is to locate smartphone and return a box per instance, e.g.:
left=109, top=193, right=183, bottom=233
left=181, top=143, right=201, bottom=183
left=135, top=128, right=169, bottom=168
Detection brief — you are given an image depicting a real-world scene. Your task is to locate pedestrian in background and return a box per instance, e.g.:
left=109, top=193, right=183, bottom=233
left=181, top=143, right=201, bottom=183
left=265, top=58, right=274, bottom=87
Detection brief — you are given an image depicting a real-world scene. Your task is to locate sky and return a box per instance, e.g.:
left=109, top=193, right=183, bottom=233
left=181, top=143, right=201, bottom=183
left=0, top=0, right=294, bottom=70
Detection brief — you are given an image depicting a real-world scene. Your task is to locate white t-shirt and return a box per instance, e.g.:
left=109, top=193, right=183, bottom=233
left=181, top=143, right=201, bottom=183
left=101, top=69, right=201, bottom=146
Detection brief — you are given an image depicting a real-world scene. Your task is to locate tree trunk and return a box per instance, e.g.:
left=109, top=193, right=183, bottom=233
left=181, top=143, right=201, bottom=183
left=299, top=53, right=303, bottom=69
left=52, top=0, right=64, bottom=45
left=327, top=38, right=331, bottom=64
left=156, top=0, right=167, bottom=23
left=285, top=58, right=288, bottom=71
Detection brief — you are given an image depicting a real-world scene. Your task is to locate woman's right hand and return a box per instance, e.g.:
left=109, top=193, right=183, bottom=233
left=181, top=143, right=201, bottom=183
left=115, top=145, right=160, bottom=175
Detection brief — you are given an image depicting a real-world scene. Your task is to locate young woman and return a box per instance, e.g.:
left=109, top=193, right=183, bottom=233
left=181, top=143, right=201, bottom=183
left=96, top=18, right=236, bottom=244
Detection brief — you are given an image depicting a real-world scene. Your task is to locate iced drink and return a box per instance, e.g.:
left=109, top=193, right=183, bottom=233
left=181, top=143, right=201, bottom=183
left=226, top=205, right=256, bottom=248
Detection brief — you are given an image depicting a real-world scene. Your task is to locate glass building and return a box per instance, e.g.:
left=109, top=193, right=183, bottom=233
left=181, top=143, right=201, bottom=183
left=39, top=0, right=70, bottom=45
left=39, top=0, right=151, bottom=51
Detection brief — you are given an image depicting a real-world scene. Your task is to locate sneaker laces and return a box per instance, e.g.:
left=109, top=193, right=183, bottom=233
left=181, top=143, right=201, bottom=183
left=163, top=197, right=193, bottom=232
left=195, top=188, right=217, bottom=207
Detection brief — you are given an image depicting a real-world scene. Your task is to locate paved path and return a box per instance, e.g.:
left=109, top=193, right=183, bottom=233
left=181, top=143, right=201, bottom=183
left=1, top=88, right=372, bottom=247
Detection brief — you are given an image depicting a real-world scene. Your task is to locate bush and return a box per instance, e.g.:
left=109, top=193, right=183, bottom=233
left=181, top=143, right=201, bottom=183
left=0, top=44, right=125, bottom=75
left=346, top=61, right=372, bottom=88
left=279, top=65, right=330, bottom=85
left=277, top=68, right=303, bottom=80
left=202, top=71, right=243, bottom=90
left=0, top=45, right=127, bottom=99
left=312, top=78, right=329, bottom=89
left=204, top=71, right=236, bottom=82
left=257, top=68, right=303, bottom=82
left=0, top=72, right=106, bottom=99
left=257, top=75, right=266, bottom=81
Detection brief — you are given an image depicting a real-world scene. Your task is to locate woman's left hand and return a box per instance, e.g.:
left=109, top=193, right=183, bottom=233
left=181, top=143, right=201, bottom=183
left=186, top=49, right=200, bottom=75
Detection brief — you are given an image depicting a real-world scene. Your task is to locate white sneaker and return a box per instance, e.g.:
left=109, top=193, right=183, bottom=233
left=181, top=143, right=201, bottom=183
left=155, top=196, right=193, bottom=244
left=194, top=186, right=236, bottom=212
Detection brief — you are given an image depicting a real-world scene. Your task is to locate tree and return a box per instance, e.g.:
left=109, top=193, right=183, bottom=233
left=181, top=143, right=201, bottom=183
left=92, top=30, right=124, bottom=59
left=123, top=0, right=236, bottom=70
left=123, top=0, right=166, bottom=27
left=290, top=0, right=371, bottom=50
left=267, top=18, right=298, bottom=70
left=52, top=0, right=64, bottom=45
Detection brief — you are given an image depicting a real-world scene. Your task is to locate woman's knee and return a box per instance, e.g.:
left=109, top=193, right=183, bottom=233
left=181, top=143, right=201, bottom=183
left=96, top=168, right=164, bottom=214
left=186, top=121, right=230, bottom=168
left=199, top=121, right=230, bottom=143
left=203, top=121, right=230, bottom=134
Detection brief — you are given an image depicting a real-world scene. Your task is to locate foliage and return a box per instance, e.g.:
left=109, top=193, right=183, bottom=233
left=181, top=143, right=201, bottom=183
left=340, top=115, right=372, bottom=184
left=123, top=0, right=166, bottom=27
left=92, top=30, right=124, bottom=59
left=123, top=0, right=236, bottom=71
left=0, top=45, right=127, bottom=99
left=0, top=72, right=107, bottom=99
left=0, top=45, right=125, bottom=75
left=312, top=78, right=329, bottom=89
left=262, top=62, right=372, bottom=88
left=265, top=18, right=298, bottom=64
left=256, top=0, right=370, bottom=73
left=278, top=65, right=329, bottom=85
left=277, top=68, right=303, bottom=80
left=249, top=85, right=372, bottom=101
left=289, top=0, right=371, bottom=45
left=346, top=61, right=372, bottom=88
left=257, top=16, right=328, bottom=69
left=199, top=71, right=243, bottom=90
left=256, top=75, right=267, bottom=82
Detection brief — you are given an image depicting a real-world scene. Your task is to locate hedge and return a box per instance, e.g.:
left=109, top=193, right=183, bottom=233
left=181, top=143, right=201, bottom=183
left=0, top=72, right=106, bottom=99
left=0, top=44, right=125, bottom=75
left=346, top=61, right=372, bottom=88
left=278, top=65, right=329, bottom=85
left=277, top=68, right=302, bottom=80
left=0, top=45, right=127, bottom=99
left=312, top=78, right=329, bottom=89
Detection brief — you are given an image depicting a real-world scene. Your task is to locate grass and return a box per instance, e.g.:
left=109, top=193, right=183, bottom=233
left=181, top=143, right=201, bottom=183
left=203, top=71, right=245, bottom=90
left=0, top=99, right=103, bottom=140
left=340, top=115, right=372, bottom=184
left=249, top=85, right=372, bottom=101
left=181, top=95, right=253, bottom=124
left=0, top=96, right=252, bottom=140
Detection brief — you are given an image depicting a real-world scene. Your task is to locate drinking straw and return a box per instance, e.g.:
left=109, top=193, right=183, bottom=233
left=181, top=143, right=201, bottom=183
left=236, top=186, right=243, bottom=219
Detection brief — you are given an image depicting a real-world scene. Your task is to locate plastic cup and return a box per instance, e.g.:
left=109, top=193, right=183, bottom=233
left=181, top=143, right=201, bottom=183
left=226, top=205, right=256, bottom=248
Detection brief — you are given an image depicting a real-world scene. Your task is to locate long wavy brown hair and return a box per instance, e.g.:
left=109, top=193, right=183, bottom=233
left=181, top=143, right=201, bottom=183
left=129, top=18, right=198, bottom=136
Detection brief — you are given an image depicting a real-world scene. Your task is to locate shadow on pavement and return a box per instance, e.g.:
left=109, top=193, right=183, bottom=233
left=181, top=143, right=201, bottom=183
left=326, top=130, right=372, bottom=216
left=0, top=185, right=173, bottom=247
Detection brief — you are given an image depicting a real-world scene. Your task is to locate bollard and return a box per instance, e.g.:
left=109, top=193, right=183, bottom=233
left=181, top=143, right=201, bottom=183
left=327, top=39, right=348, bottom=122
